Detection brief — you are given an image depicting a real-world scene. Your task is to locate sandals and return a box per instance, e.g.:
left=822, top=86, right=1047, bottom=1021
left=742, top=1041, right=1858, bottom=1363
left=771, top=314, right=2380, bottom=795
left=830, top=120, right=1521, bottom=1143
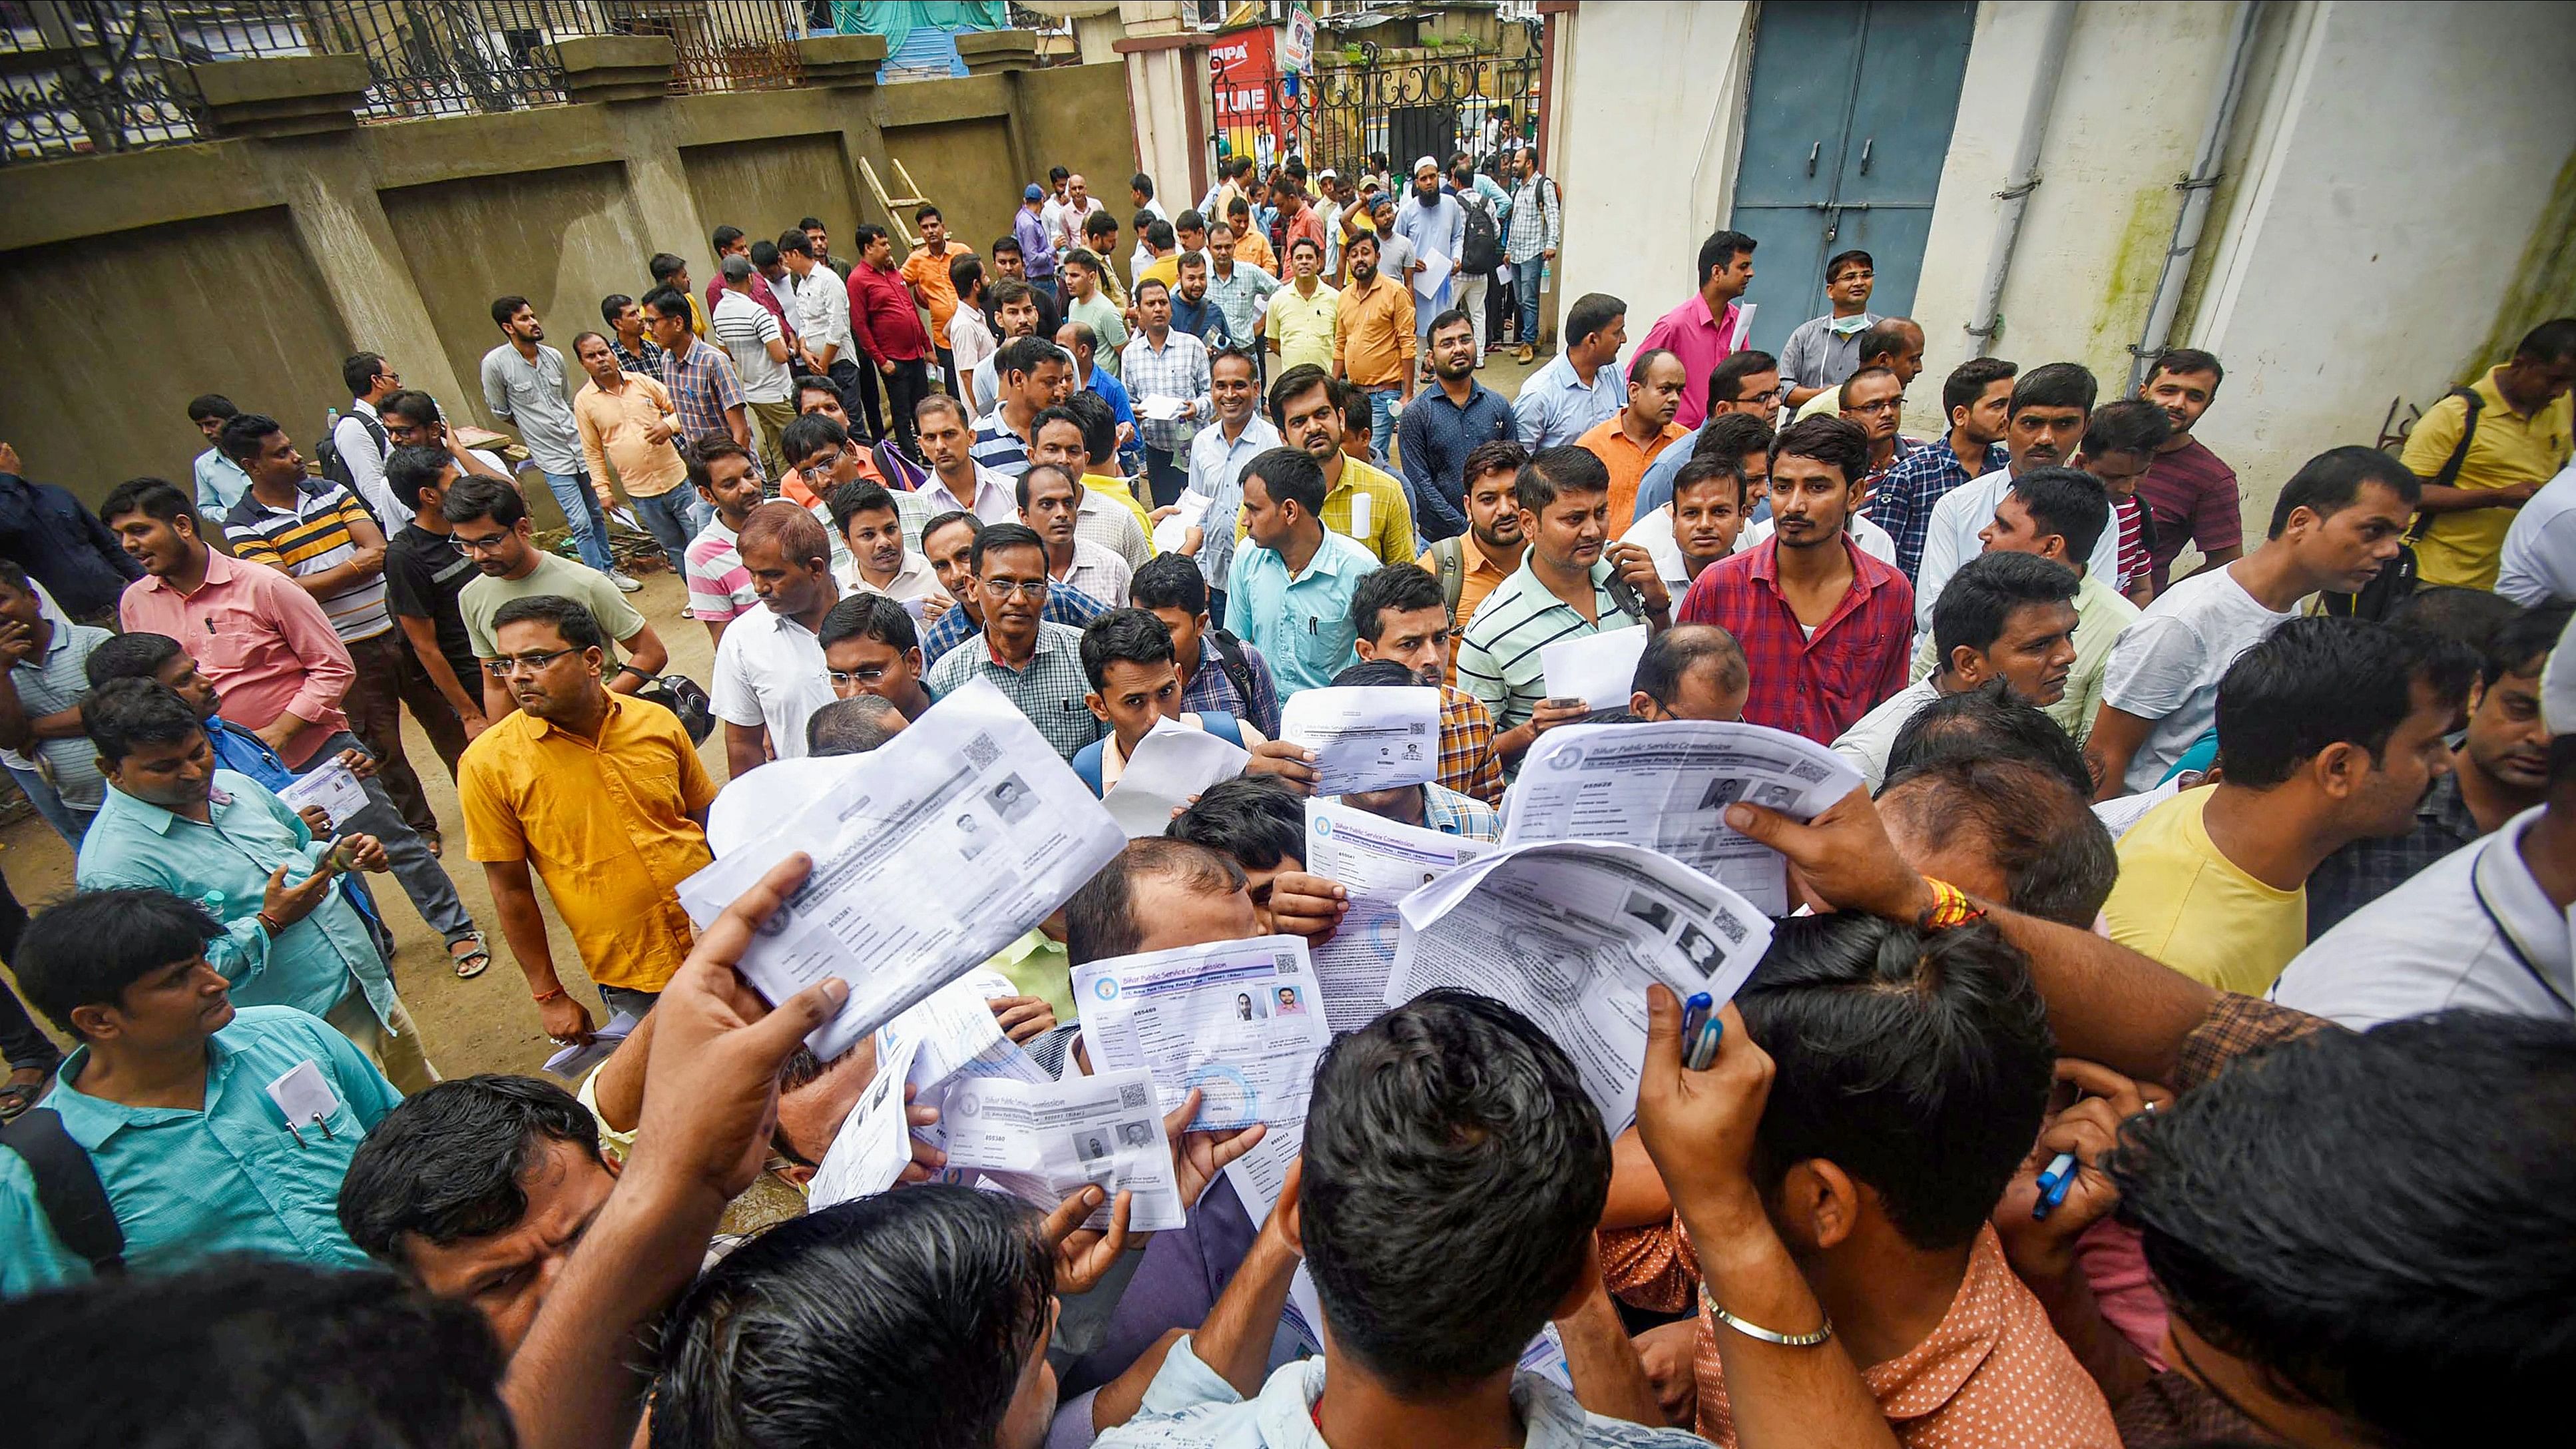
left=450, top=930, right=493, bottom=980
left=0, top=1069, right=53, bottom=1121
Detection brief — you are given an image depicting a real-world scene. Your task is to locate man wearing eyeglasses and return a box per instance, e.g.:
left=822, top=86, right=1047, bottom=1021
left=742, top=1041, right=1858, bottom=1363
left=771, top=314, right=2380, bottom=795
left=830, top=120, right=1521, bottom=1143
left=819, top=592, right=939, bottom=724
left=459, top=594, right=716, bottom=1047
left=923, top=521, right=1103, bottom=759
left=1838, top=365, right=1914, bottom=509
left=443, top=475, right=667, bottom=724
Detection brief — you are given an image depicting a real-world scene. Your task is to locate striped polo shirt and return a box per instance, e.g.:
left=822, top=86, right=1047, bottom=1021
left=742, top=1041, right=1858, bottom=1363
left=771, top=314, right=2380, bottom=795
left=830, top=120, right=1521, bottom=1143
left=224, top=480, right=391, bottom=643
left=1452, top=555, right=1649, bottom=740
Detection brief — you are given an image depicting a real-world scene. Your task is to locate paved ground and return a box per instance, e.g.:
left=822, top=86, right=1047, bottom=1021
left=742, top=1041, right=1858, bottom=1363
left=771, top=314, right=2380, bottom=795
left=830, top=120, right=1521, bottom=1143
left=0, top=344, right=1553, bottom=1079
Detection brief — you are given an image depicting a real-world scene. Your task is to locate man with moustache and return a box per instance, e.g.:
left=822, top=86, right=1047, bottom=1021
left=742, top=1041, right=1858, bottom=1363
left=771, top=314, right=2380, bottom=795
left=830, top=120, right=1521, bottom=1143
left=1914, top=364, right=2117, bottom=633
left=1420, top=440, right=1529, bottom=650
left=1830, top=552, right=2080, bottom=790
left=1397, top=308, right=1517, bottom=543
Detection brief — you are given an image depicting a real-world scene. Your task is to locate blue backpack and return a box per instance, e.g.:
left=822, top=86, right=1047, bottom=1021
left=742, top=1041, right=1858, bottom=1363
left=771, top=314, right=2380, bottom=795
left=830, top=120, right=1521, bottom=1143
left=1073, top=713, right=1247, bottom=796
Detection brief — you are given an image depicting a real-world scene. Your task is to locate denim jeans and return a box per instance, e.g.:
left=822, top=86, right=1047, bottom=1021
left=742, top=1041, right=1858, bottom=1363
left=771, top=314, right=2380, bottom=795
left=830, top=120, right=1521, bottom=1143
left=1516, top=264, right=1543, bottom=348
left=539, top=468, right=616, bottom=573
left=1363, top=386, right=1401, bottom=463
left=597, top=984, right=661, bottom=1024
left=5, top=762, right=90, bottom=848
left=630, top=487, right=708, bottom=577
left=1030, top=274, right=1058, bottom=303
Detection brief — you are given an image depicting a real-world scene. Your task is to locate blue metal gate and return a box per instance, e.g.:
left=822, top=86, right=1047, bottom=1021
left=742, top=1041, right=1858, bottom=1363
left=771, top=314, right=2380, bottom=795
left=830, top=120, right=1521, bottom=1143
left=1728, top=1, right=1976, bottom=356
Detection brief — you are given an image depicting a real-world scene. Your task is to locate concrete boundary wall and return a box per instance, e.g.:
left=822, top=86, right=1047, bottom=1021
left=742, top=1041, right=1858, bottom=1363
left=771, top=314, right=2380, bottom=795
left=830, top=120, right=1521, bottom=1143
left=0, top=51, right=1135, bottom=512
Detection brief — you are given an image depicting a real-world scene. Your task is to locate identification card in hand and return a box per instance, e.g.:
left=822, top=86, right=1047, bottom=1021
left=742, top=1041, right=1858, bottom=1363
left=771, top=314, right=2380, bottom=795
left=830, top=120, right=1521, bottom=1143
left=277, top=761, right=370, bottom=831
left=265, top=1059, right=342, bottom=1141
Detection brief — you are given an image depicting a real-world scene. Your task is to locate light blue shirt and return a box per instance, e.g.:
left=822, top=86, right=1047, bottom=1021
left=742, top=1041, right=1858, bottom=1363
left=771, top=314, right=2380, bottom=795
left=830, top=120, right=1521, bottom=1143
left=0, top=1005, right=399, bottom=1295
left=1512, top=352, right=1626, bottom=449
left=1095, top=1334, right=1706, bottom=1448
left=193, top=446, right=252, bottom=516
left=1183, top=415, right=1283, bottom=593
left=1225, top=530, right=1382, bottom=696
left=76, top=770, right=396, bottom=1027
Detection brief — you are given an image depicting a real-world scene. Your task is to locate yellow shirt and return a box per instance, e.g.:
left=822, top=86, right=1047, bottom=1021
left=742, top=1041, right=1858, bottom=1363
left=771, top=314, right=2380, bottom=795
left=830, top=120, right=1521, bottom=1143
left=1266, top=280, right=1340, bottom=374
left=1242, top=454, right=1416, bottom=567
left=1085, top=472, right=1155, bottom=538
left=1334, top=272, right=1417, bottom=390
left=902, top=244, right=971, bottom=350
left=2401, top=366, right=2575, bottom=590
left=1234, top=229, right=1278, bottom=276
left=1140, top=252, right=1182, bottom=298
left=460, top=694, right=720, bottom=992
left=1913, top=567, right=2138, bottom=743
left=1576, top=416, right=1688, bottom=531
left=2101, top=786, right=2306, bottom=996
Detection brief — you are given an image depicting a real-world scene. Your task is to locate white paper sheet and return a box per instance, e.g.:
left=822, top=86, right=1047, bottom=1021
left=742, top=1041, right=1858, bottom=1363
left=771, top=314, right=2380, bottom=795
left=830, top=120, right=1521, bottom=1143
left=1278, top=685, right=1441, bottom=794
left=277, top=760, right=370, bottom=831
left=1537, top=625, right=1649, bottom=711
left=1103, top=717, right=1250, bottom=836
left=675, top=677, right=1125, bottom=1059
left=806, top=1036, right=920, bottom=1209
left=1139, top=394, right=1194, bottom=422
left=541, top=1010, right=641, bottom=1077
left=1151, top=490, right=1211, bottom=555
left=1073, top=934, right=1330, bottom=1130
left=1386, top=840, right=1773, bottom=1131
left=943, top=1067, right=1187, bottom=1231
left=1501, top=720, right=1864, bottom=916
left=1300, top=797, right=1493, bottom=1031
left=1414, top=246, right=1454, bottom=300
left=704, top=754, right=867, bottom=856
left=880, top=978, right=1050, bottom=1097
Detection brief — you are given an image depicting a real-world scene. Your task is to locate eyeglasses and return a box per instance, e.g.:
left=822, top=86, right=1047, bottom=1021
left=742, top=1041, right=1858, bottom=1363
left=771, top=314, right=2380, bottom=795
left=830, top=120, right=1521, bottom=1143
left=979, top=578, right=1049, bottom=600
left=483, top=649, right=577, bottom=677
left=829, top=667, right=892, bottom=688
left=1846, top=397, right=1904, bottom=416
left=452, top=533, right=515, bottom=556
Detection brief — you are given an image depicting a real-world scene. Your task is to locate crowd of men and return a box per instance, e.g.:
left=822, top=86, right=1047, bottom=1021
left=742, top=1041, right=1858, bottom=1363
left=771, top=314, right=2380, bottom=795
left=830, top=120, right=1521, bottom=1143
left=0, top=139, right=2572, bottom=1449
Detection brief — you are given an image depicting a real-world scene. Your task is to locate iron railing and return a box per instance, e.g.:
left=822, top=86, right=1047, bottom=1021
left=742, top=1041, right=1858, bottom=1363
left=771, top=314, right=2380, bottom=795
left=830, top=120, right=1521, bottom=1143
left=1, top=0, right=819, bottom=164
left=1212, top=35, right=1543, bottom=186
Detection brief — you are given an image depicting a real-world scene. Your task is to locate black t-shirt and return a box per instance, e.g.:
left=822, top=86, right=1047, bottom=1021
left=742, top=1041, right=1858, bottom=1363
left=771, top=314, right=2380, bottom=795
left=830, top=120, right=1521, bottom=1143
left=384, top=521, right=481, bottom=687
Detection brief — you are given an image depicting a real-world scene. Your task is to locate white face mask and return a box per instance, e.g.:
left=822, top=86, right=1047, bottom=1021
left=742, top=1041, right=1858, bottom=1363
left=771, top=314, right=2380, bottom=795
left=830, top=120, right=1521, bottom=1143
left=1827, top=313, right=1872, bottom=337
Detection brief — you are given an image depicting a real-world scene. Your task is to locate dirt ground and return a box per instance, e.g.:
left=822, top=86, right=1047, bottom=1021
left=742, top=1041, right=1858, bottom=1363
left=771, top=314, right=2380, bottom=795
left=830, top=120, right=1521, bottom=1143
left=1, top=346, right=1546, bottom=1078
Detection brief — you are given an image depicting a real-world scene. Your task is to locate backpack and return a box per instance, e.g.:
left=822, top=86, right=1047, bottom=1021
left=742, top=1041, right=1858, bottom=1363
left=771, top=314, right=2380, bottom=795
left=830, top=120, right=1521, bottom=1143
left=1204, top=628, right=1266, bottom=727
left=1, top=1106, right=125, bottom=1277
left=1460, top=194, right=1501, bottom=277
left=316, top=408, right=389, bottom=518
left=2322, top=387, right=2477, bottom=621
left=1428, top=535, right=1467, bottom=623
left=1073, top=713, right=1246, bottom=793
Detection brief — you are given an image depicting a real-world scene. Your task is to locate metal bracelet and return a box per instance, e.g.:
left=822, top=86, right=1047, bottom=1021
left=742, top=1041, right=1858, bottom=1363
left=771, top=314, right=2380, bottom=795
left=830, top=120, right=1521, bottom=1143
left=1706, top=1295, right=1834, bottom=1348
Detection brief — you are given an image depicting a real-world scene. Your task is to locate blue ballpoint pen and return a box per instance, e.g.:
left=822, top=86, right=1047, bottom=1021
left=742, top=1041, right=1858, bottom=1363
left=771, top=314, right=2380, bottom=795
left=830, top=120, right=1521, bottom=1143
left=2031, top=1151, right=2078, bottom=1219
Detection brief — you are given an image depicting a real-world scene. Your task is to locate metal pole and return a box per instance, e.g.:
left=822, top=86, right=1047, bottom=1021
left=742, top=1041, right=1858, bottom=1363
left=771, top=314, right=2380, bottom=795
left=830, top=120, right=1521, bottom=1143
left=1962, top=0, right=2077, bottom=354
left=2128, top=1, right=2264, bottom=391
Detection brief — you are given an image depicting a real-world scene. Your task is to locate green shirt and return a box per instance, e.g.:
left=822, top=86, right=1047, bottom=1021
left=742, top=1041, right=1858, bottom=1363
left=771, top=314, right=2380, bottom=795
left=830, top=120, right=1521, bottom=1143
left=987, top=928, right=1077, bottom=1023
left=459, top=551, right=648, bottom=663
left=1066, top=292, right=1131, bottom=377
left=0, top=1006, right=400, bottom=1295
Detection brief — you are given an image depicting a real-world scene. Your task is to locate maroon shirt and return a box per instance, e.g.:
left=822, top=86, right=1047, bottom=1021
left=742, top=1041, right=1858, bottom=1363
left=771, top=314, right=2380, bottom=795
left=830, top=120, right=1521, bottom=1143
left=847, top=261, right=932, bottom=364
left=2137, top=437, right=2241, bottom=590
left=1677, top=534, right=1915, bottom=743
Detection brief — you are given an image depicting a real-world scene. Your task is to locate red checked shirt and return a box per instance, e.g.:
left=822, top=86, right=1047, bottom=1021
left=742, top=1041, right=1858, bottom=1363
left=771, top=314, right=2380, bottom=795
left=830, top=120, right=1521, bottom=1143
left=1677, top=533, right=1914, bottom=742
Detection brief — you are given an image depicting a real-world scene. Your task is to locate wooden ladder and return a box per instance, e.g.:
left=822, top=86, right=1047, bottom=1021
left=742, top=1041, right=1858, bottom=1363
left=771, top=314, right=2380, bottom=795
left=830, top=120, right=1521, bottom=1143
left=858, top=156, right=934, bottom=250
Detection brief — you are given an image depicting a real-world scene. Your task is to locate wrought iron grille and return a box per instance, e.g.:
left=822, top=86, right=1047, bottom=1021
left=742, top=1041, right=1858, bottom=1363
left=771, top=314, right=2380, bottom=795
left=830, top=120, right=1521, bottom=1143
left=1, top=1, right=821, bottom=165
left=1210, top=36, right=1544, bottom=188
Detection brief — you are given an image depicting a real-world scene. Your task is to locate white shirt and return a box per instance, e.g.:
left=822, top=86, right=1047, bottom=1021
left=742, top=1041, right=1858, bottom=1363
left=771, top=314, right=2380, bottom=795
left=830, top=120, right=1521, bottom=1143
left=1621, top=507, right=1693, bottom=589
left=1053, top=536, right=1132, bottom=610
left=918, top=463, right=1022, bottom=526
left=950, top=302, right=997, bottom=386
left=2097, top=564, right=2302, bottom=794
left=709, top=603, right=836, bottom=760
left=778, top=263, right=852, bottom=360
left=334, top=398, right=403, bottom=527
left=1915, top=467, right=2121, bottom=632
left=710, top=289, right=791, bottom=404
left=836, top=547, right=951, bottom=606
left=2273, top=805, right=2571, bottom=1028
left=1829, top=678, right=1942, bottom=790
left=2497, top=462, right=2576, bottom=605
left=969, top=341, right=1079, bottom=421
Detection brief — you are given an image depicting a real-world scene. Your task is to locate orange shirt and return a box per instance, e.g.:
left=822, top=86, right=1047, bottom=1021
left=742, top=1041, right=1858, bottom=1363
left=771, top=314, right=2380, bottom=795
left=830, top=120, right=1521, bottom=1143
left=1334, top=272, right=1416, bottom=389
left=1601, top=1218, right=2119, bottom=1449
left=1234, top=228, right=1278, bottom=276
left=900, top=244, right=972, bottom=350
left=1577, top=415, right=1688, bottom=530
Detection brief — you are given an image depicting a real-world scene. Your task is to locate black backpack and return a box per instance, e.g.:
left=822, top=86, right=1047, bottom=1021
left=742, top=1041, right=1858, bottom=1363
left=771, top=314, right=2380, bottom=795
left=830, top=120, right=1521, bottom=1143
left=1, top=1106, right=124, bottom=1277
left=316, top=409, right=390, bottom=515
left=1460, top=195, right=1501, bottom=276
left=2322, top=387, right=2478, bottom=621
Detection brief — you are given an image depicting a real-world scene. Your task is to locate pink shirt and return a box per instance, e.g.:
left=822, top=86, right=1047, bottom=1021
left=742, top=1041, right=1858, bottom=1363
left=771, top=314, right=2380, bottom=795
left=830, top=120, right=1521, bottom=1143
left=1639, top=292, right=1745, bottom=430
left=119, top=549, right=354, bottom=768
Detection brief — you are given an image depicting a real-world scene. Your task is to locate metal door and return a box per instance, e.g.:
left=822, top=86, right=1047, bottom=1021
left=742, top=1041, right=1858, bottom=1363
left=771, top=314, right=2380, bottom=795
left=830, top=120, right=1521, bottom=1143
left=1728, top=1, right=1976, bottom=356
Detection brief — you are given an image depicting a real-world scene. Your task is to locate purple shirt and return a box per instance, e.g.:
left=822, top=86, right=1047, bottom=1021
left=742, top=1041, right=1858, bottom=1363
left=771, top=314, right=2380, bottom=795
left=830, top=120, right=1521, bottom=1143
left=1013, top=204, right=1058, bottom=278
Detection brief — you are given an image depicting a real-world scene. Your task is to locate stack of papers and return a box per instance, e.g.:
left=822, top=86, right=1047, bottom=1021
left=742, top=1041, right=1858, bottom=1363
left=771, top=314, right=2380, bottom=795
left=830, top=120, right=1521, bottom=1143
left=676, top=678, right=1125, bottom=1058
left=1503, top=719, right=1863, bottom=916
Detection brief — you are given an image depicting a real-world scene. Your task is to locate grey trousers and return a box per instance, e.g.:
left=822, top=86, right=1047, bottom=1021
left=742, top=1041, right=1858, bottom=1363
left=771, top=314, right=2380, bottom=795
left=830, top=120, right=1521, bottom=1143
left=296, top=730, right=477, bottom=946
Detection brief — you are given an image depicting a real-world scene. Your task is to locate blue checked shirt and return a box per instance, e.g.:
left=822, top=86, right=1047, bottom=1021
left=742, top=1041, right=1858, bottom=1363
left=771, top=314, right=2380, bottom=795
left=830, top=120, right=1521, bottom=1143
left=1179, top=632, right=1282, bottom=739
left=1871, top=435, right=2006, bottom=581
left=1203, top=262, right=1279, bottom=351
left=1183, top=415, right=1284, bottom=595
left=1121, top=329, right=1213, bottom=454
left=924, top=621, right=1104, bottom=759
left=918, top=579, right=1110, bottom=667
left=1396, top=381, right=1517, bottom=543
left=1419, top=780, right=1501, bottom=841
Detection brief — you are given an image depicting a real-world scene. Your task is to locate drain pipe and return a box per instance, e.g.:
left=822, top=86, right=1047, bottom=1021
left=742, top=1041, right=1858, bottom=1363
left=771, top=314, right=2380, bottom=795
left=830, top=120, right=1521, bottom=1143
left=1963, top=0, right=2077, bottom=356
left=2128, top=0, right=2264, bottom=390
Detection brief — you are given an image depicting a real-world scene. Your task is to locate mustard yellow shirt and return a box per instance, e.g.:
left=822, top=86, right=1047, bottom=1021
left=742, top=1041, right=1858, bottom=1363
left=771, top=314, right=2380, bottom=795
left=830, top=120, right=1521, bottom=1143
left=2401, top=366, right=2574, bottom=591
left=1239, top=454, right=1416, bottom=567
left=2101, top=786, right=2307, bottom=996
